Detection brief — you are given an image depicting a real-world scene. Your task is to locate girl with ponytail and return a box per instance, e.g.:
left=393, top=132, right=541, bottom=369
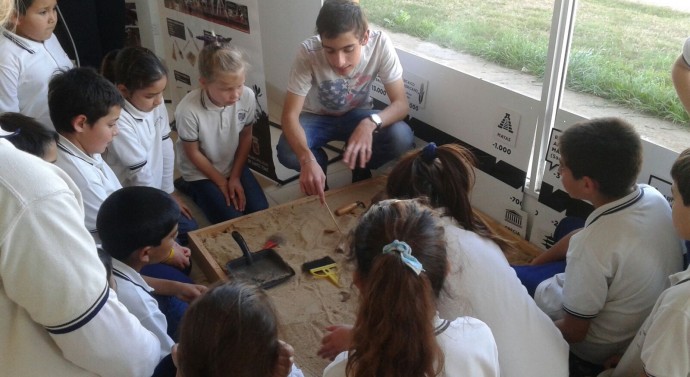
left=322, top=199, right=499, bottom=377
left=386, top=142, right=513, bottom=252
left=384, top=143, right=570, bottom=377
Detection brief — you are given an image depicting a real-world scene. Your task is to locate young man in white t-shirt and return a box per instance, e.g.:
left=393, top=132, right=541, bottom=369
left=277, top=0, right=414, bottom=203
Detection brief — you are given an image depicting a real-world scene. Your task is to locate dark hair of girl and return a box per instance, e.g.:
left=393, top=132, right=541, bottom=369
left=347, top=199, right=447, bottom=377
left=177, top=281, right=280, bottom=377
left=387, top=143, right=515, bottom=253
left=105, top=46, right=168, bottom=92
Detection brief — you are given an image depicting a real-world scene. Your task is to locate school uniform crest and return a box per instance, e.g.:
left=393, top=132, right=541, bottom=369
left=237, top=110, right=247, bottom=122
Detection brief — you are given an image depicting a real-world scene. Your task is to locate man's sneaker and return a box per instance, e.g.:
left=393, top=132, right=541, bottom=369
left=351, top=168, right=372, bottom=183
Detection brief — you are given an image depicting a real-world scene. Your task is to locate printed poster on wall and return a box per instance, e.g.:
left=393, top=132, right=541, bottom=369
left=159, top=0, right=278, bottom=181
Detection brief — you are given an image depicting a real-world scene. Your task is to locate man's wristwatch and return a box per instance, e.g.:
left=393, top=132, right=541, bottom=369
left=369, top=113, right=382, bottom=134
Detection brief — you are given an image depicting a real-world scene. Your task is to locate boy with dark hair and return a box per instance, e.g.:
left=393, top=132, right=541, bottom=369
left=609, top=148, right=690, bottom=376
left=277, top=0, right=414, bottom=202
left=533, top=118, right=683, bottom=375
left=0, top=112, right=58, bottom=161
left=49, top=67, right=124, bottom=241
left=97, top=186, right=180, bottom=369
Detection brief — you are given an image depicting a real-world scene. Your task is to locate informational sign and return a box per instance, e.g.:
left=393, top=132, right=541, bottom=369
left=502, top=207, right=528, bottom=238
left=493, top=107, right=520, bottom=148
left=545, top=128, right=563, bottom=180
left=370, top=70, right=429, bottom=116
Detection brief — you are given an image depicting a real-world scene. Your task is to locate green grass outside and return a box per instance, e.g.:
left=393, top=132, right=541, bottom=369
left=360, top=0, right=690, bottom=124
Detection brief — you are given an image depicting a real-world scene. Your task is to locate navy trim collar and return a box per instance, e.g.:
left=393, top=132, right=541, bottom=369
left=2, top=30, right=35, bottom=54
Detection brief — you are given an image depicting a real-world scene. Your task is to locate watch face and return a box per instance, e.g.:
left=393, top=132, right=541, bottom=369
left=370, top=113, right=382, bottom=126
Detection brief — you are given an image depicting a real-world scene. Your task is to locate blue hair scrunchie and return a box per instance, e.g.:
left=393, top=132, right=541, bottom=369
left=382, top=240, right=424, bottom=275
left=421, top=142, right=437, bottom=163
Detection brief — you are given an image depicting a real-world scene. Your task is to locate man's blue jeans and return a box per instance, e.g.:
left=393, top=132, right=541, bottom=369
left=276, top=109, right=414, bottom=175
left=184, top=166, right=268, bottom=224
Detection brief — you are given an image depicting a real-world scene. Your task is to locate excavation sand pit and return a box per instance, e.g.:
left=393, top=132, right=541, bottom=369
left=188, top=176, right=541, bottom=376
left=188, top=178, right=386, bottom=376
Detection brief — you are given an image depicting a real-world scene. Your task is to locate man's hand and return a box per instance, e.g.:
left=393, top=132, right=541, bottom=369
left=343, top=120, right=375, bottom=170
left=272, top=340, right=295, bottom=377
left=317, top=324, right=353, bottom=360
left=299, top=157, right=326, bottom=204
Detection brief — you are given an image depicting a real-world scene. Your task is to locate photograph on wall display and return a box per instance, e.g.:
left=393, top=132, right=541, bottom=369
left=163, top=0, right=250, bottom=33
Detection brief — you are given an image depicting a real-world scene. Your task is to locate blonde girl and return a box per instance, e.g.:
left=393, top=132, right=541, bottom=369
left=173, top=40, right=268, bottom=224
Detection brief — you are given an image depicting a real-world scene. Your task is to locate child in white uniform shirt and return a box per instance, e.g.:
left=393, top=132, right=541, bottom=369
left=49, top=67, right=124, bottom=241
left=102, top=46, right=198, bottom=246
left=322, top=199, right=499, bottom=377
left=0, top=0, right=73, bottom=130
left=532, top=118, right=682, bottom=376
left=174, top=39, right=268, bottom=224
left=607, top=148, right=690, bottom=377
left=97, top=186, right=184, bottom=377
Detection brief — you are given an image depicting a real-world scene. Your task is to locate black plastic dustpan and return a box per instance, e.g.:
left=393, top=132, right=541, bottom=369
left=225, top=231, right=295, bottom=289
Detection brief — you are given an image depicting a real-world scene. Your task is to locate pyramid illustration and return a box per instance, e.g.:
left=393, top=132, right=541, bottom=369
left=498, top=113, right=513, bottom=133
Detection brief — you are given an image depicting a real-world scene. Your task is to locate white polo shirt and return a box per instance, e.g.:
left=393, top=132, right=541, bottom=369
left=104, top=100, right=174, bottom=193
left=0, top=139, right=160, bottom=377
left=535, top=184, right=683, bottom=364
left=55, top=135, right=122, bottom=240
left=175, top=87, right=256, bottom=181
left=323, top=316, right=499, bottom=377
left=439, top=219, right=569, bottom=377
left=112, top=259, right=174, bottom=360
left=0, top=31, right=73, bottom=130
left=612, top=267, right=690, bottom=377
